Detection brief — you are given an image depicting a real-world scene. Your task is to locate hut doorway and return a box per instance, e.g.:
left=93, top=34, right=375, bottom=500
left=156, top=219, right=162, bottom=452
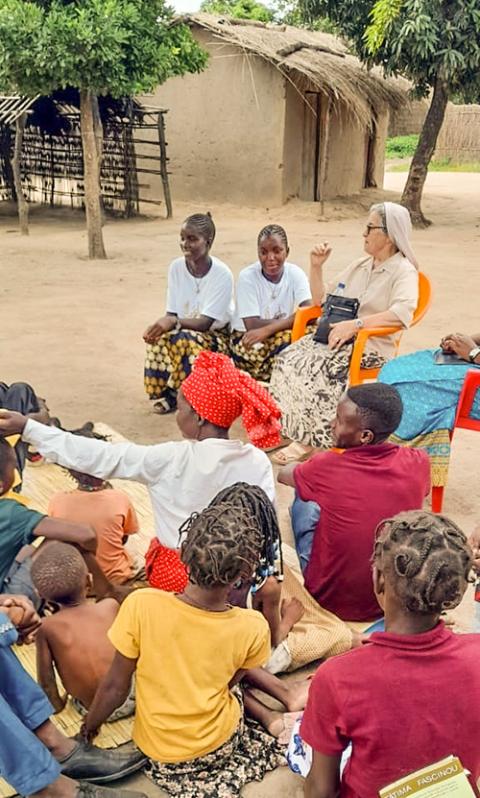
left=300, top=91, right=331, bottom=204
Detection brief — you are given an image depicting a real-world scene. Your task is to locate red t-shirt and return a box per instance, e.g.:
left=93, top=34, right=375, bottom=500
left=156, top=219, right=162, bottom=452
left=294, top=444, right=430, bottom=621
left=301, top=623, right=480, bottom=798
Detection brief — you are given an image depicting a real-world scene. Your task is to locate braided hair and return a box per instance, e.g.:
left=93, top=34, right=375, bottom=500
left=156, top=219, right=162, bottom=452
left=207, top=482, right=283, bottom=590
left=179, top=502, right=263, bottom=588
left=183, top=212, right=216, bottom=246
left=257, top=224, right=289, bottom=250
left=374, top=511, right=473, bottom=614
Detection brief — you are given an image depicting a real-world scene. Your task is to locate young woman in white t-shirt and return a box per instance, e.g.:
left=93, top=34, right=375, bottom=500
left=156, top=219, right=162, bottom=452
left=143, top=212, right=233, bottom=413
left=230, top=224, right=312, bottom=382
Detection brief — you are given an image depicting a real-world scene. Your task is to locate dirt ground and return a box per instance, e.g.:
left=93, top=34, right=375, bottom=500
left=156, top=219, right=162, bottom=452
left=1, top=171, right=479, bottom=797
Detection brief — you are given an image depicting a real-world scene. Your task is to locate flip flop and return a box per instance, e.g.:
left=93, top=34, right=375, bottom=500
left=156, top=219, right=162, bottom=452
left=271, top=442, right=313, bottom=465
left=152, top=398, right=176, bottom=415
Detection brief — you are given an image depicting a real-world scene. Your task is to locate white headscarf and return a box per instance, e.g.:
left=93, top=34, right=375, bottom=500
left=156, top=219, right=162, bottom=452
left=384, top=202, right=419, bottom=270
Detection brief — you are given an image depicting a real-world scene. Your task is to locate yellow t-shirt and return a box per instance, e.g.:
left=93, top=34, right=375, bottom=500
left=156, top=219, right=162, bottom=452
left=108, top=588, right=271, bottom=762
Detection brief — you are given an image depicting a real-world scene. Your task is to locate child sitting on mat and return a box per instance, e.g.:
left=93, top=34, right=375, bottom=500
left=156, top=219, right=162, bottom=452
left=31, top=542, right=135, bottom=719
left=80, top=501, right=291, bottom=798
left=48, top=424, right=139, bottom=585
left=299, top=510, right=480, bottom=797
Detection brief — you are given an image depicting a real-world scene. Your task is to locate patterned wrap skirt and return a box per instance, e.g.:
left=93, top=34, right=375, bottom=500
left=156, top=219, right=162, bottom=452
left=379, top=349, right=480, bottom=487
left=230, top=329, right=293, bottom=382
left=269, top=335, right=385, bottom=448
left=144, top=690, right=284, bottom=798
left=144, top=328, right=229, bottom=406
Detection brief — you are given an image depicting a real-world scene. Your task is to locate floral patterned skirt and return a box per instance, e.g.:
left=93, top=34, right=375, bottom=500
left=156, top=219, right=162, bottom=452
left=230, top=329, right=293, bottom=382
left=144, top=693, right=285, bottom=798
left=269, top=335, right=385, bottom=448
left=144, top=329, right=229, bottom=406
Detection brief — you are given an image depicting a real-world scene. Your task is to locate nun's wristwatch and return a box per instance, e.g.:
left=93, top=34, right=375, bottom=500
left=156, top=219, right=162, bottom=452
left=354, top=318, right=364, bottom=330
left=468, top=346, right=480, bottom=363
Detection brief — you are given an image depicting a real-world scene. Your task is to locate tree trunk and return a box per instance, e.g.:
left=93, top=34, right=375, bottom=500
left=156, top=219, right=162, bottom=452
left=401, top=74, right=449, bottom=227
left=79, top=89, right=106, bottom=259
left=91, top=94, right=105, bottom=226
left=12, top=114, right=28, bottom=236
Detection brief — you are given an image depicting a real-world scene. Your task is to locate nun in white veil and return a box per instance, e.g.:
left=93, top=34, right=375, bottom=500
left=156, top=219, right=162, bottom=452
left=269, top=201, right=419, bottom=462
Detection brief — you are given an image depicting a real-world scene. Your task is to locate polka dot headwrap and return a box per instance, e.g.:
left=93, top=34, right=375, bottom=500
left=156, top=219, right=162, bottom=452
left=182, top=352, right=282, bottom=449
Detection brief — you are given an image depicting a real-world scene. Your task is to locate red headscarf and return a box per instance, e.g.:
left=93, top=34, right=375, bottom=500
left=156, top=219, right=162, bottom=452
left=182, top=351, right=282, bottom=449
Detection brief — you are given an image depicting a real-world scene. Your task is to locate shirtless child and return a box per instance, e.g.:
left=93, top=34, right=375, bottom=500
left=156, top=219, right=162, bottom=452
left=31, top=542, right=135, bottom=718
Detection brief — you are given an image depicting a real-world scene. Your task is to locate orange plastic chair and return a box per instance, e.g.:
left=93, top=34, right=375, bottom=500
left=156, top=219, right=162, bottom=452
left=291, top=271, right=432, bottom=385
left=431, top=368, right=480, bottom=512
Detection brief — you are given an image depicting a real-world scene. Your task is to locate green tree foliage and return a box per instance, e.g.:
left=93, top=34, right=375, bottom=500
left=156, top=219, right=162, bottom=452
left=200, top=0, right=274, bottom=22
left=274, top=0, right=337, bottom=30
left=298, top=0, right=480, bottom=225
left=0, top=0, right=207, bottom=256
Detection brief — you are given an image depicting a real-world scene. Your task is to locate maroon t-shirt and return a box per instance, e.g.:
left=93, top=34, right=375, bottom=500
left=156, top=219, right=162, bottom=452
left=294, top=443, right=430, bottom=621
left=301, top=623, right=480, bottom=798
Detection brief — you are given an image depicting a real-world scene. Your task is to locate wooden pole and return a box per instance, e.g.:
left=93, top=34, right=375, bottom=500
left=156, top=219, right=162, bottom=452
left=12, top=113, right=29, bottom=235
left=318, top=98, right=332, bottom=218
left=157, top=111, right=172, bottom=218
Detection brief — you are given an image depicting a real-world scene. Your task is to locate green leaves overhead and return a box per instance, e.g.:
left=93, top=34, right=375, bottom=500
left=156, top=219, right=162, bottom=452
left=200, top=0, right=274, bottom=22
left=0, top=0, right=208, bottom=96
left=299, top=0, right=480, bottom=98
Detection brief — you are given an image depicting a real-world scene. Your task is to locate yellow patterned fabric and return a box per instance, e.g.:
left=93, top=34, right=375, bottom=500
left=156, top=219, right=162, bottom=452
left=389, top=428, right=451, bottom=487
left=144, top=328, right=229, bottom=403
left=282, top=564, right=352, bottom=670
left=230, top=329, right=293, bottom=382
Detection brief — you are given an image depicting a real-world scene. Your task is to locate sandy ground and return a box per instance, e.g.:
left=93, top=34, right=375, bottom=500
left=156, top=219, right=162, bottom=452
left=1, top=171, right=479, bottom=796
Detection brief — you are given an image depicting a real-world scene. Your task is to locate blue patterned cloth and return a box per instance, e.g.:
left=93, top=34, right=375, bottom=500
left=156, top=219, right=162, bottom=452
left=379, top=349, right=480, bottom=439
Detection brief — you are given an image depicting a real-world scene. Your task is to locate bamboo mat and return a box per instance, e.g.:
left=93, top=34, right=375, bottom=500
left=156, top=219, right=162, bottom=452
left=0, top=424, right=150, bottom=798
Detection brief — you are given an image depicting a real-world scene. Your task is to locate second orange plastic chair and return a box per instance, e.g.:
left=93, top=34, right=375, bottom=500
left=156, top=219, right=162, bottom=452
left=291, top=272, right=432, bottom=386
left=431, top=368, right=480, bottom=512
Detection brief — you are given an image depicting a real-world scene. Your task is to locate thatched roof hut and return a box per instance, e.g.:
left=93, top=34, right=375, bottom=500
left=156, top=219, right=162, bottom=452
left=181, top=14, right=405, bottom=129
left=140, top=14, right=407, bottom=206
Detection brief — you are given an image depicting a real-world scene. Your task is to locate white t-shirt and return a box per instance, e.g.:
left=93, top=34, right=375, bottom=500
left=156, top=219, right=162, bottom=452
left=166, top=256, right=233, bottom=330
left=23, top=421, right=275, bottom=550
left=232, top=261, right=311, bottom=332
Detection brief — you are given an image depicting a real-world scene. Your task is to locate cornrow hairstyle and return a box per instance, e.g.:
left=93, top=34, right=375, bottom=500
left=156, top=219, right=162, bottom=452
left=374, top=510, right=473, bottom=615
left=257, top=224, right=289, bottom=250
left=347, top=383, right=403, bottom=443
left=31, top=542, right=88, bottom=603
left=207, top=482, right=283, bottom=591
left=183, top=212, right=216, bottom=246
left=179, top=502, right=263, bottom=588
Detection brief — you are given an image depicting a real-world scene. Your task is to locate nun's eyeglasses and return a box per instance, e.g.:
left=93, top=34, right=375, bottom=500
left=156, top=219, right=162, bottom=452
left=365, top=224, right=386, bottom=234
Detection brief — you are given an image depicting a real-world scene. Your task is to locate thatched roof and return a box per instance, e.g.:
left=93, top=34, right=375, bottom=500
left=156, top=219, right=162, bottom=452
left=181, top=13, right=406, bottom=127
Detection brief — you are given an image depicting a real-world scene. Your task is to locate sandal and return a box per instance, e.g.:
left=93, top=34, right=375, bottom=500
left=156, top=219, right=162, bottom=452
left=152, top=398, right=176, bottom=415
left=271, top=442, right=313, bottom=465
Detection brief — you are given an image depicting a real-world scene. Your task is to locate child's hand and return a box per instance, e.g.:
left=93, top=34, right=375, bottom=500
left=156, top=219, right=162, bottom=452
left=0, top=595, right=41, bottom=643
left=0, top=410, right=28, bottom=436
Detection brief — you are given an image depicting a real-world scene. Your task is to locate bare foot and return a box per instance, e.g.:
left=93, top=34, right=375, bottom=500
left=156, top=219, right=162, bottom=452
left=278, top=597, right=305, bottom=640
left=266, top=710, right=286, bottom=738
left=268, top=711, right=304, bottom=745
left=285, top=677, right=312, bottom=712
